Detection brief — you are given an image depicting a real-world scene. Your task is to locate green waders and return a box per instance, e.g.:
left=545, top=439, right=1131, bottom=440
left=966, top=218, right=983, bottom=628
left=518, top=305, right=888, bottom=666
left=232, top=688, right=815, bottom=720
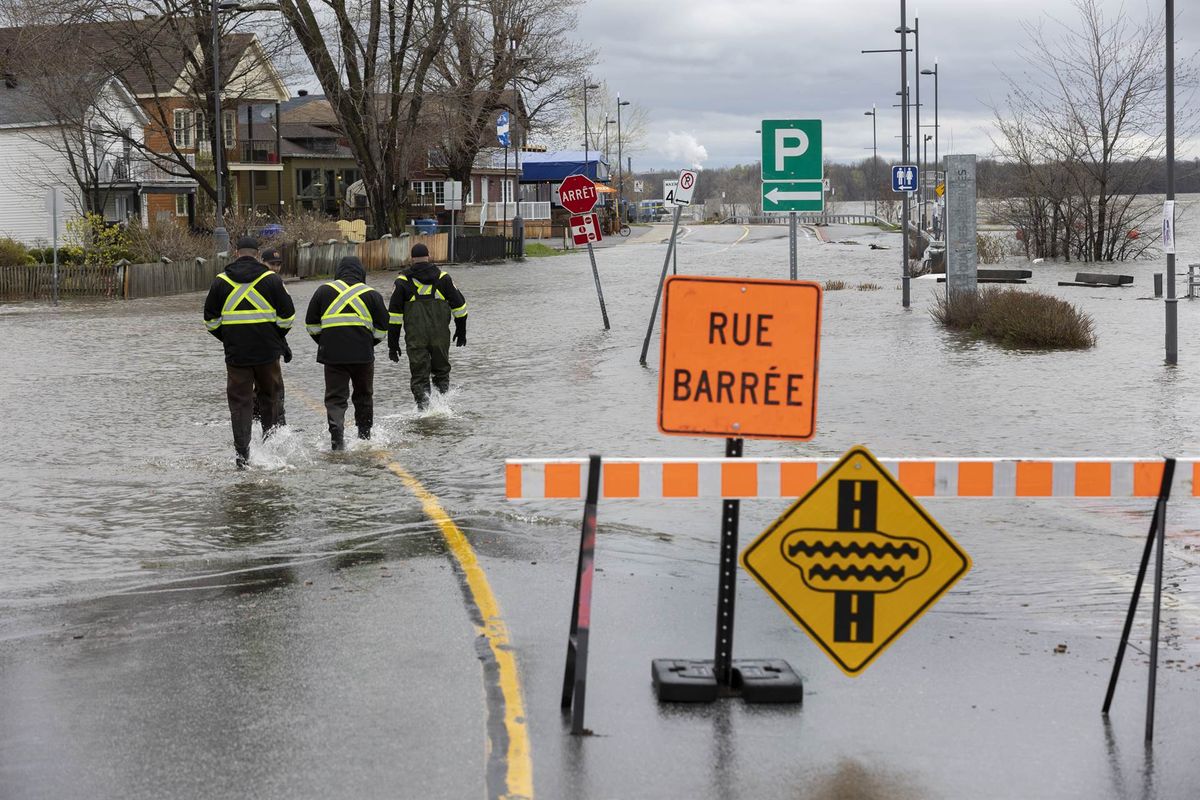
left=404, top=292, right=452, bottom=407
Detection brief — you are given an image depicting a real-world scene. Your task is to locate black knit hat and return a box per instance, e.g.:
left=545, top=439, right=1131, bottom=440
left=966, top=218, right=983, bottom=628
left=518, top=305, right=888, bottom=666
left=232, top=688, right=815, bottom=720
left=235, top=235, right=260, bottom=251
left=411, top=243, right=429, bottom=259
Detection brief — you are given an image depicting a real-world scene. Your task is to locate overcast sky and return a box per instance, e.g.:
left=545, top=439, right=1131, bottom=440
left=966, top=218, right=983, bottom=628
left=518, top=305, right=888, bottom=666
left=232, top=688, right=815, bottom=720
left=576, top=0, right=1200, bottom=170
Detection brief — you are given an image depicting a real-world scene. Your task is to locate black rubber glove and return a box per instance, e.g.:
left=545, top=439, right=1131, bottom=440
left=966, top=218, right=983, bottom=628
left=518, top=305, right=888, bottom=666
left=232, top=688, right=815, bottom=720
left=283, top=342, right=293, bottom=363
left=389, top=348, right=401, bottom=363
left=453, top=317, right=467, bottom=348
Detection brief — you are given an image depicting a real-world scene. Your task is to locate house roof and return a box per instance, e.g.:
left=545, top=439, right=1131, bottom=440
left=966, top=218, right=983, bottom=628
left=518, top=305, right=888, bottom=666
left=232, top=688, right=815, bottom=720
left=0, top=19, right=268, bottom=100
left=0, top=72, right=146, bottom=129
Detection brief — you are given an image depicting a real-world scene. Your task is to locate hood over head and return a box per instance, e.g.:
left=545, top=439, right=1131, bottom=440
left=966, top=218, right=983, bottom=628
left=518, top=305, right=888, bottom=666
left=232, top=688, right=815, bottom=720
left=407, top=260, right=441, bottom=283
left=225, top=255, right=270, bottom=283
left=335, top=256, right=367, bottom=284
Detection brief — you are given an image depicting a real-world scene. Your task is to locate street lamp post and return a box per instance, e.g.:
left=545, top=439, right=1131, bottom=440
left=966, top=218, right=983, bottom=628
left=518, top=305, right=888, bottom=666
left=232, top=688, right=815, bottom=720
left=616, top=97, right=630, bottom=224
left=921, top=62, right=940, bottom=237
left=210, top=0, right=229, bottom=257
left=864, top=107, right=878, bottom=218
left=582, top=81, right=600, bottom=177
left=914, top=15, right=921, bottom=227
left=511, top=35, right=523, bottom=259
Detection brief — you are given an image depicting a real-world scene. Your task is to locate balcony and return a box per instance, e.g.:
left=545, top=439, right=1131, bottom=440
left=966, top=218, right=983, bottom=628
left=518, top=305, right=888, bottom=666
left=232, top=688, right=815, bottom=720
left=99, top=156, right=197, bottom=185
left=235, top=139, right=281, bottom=167
left=484, top=201, right=550, bottom=221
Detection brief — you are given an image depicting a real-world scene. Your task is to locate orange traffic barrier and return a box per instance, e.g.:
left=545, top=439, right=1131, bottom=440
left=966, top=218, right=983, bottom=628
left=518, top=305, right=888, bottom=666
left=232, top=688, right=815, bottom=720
left=505, top=458, right=1200, bottom=500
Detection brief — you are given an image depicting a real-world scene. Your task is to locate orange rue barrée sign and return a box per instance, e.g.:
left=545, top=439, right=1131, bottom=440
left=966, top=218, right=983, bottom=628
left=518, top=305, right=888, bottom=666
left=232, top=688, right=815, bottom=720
left=657, top=275, right=822, bottom=441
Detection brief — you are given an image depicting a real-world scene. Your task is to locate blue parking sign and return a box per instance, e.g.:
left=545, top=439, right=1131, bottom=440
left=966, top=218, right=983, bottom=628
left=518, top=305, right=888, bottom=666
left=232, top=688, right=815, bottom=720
left=891, top=165, right=918, bottom=193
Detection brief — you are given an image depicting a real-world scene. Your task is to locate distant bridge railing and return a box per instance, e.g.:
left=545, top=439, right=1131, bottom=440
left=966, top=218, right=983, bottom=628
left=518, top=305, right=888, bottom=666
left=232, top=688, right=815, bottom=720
left=724, top=214, right=894, bottom=227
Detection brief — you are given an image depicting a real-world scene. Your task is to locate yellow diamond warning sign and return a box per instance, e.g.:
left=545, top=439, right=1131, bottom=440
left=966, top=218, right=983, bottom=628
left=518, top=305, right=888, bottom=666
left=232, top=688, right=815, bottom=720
left=740, top=445, right=971, bottom=676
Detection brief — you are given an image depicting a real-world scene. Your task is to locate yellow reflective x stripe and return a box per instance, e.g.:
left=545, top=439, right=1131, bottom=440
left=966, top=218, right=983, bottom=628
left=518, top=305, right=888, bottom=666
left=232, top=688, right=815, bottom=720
left=318, top=281, right=375, bottom=330
left=214, top=271, right=277, bottom=326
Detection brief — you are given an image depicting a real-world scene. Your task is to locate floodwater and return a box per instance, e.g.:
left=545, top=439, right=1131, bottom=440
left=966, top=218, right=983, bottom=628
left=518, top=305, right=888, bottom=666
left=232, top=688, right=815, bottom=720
left=2, top=221, right=1200, bottom=799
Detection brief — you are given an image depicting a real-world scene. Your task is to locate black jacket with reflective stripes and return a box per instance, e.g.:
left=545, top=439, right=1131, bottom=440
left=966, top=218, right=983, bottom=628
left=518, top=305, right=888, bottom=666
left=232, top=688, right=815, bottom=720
left=203, top=257, right=295, bottom=366
left=387, top=261, right=467, bottom=351
left=305, top=263, right=389, bottom=365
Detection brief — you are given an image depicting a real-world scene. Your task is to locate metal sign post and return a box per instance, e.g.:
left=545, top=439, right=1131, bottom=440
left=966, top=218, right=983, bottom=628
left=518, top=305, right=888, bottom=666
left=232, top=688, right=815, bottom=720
left=638, top=205, right=682, bottom=365
left=788, top=212, right=798, bottom=280
left=586, top=242, right=610, bottom=331
left=559, top=175, right=607, bottom=329
left=1101, top=457, right=1175, bottom=743
left=46, top=187, right=61, bottom=306
left=561, top=454, right=601, bottom=735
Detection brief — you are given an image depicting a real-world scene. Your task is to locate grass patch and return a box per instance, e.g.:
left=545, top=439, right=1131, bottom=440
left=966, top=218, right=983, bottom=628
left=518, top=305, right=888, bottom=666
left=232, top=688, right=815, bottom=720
left=856, top=282, right=881, bottom=291
left=931, top=287, right=1096, bottom=349
left=824, top=279, right=848, bottom=291
left=524, top=242, right=566, bottom=257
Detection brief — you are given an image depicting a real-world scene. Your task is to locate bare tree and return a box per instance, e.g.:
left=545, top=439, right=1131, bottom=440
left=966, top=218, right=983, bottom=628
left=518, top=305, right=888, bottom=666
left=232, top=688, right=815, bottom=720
left=992, top=0, right=1196, bottom=261
left=277, top=0, right=455, bottom=235
left=426, top=0, right=591, bottom=190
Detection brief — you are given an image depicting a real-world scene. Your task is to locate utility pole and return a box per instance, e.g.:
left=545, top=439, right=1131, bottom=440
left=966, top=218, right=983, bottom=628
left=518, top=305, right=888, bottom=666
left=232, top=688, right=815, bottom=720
left=899, top=1, right=911, bottom=308
left=914, top=15, right=921, bottom=231
left=1165, top=0, right=1177, bottom=364
left=865, top=106, right=878, bottom=218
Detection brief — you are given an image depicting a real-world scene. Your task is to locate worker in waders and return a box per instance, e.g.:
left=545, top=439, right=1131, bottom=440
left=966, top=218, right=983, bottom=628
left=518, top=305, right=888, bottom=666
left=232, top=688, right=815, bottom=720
left=387, top=243, right=468, bottom=409
left=203, top=236, right=295, bottom=469
left=254, top=246, right=290, bottom=426
left=305, top=256, right=389, bottom=450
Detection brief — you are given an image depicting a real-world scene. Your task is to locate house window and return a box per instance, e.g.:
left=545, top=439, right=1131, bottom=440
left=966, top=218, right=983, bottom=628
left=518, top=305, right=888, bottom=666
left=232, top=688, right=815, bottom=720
left=223, top=111, right=237, bottom=148
left=175, top=194, right=188, bottom=217
left=254, top=171, right=268, bottom=189
left=502, top=179, right=514, bottom=204
left=172, top=109, right=194, bottom=148
left=296, top=168, right=322, bottom=198
left=409, top=180, right=445, bottom=206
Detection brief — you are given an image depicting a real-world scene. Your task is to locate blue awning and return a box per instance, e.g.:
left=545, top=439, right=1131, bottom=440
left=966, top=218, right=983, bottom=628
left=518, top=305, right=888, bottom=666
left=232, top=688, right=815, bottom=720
left=520, top=151, right=610, bottom=183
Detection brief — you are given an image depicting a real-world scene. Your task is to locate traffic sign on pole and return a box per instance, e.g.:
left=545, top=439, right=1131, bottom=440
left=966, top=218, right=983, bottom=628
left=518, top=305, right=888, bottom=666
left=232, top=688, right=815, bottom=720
left=569, top=213, right=602, bottom=245
left=741, top=445, right=972, bottom=676
left=559, top=175, right=598, bottom=214
left=761, top=119, right=823, bottom=213
left=658, top=276, right=822, bottom=440
left=891, top=165, right=918, bottom=193
left=672, top=169, right=697, bottom=206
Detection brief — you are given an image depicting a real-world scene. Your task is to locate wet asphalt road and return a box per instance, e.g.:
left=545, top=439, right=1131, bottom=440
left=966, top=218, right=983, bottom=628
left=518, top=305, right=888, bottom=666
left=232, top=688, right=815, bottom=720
left=2, top=222, right=1200, bottom=799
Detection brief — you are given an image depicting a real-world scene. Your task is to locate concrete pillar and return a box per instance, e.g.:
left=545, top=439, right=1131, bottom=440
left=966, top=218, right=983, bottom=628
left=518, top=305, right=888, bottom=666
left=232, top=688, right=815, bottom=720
left=945, top=154, right=978, bottom=295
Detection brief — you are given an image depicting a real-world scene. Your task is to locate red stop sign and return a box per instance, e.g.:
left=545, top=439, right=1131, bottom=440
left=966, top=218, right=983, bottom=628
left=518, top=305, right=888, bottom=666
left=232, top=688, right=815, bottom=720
left=558, top=174, right=598, bottom=214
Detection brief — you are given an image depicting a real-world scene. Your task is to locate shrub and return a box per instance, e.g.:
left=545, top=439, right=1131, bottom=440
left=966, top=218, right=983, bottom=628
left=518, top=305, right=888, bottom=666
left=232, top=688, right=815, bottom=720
left=126, top=222, right=211, bottom=264
left=857, top=282, right=881, bottom=291
left=977, top=233, right=1006, bottom=264
left=931, top=287, right=1096, bottom=349
left=65, top=214, right=136, bottom=267
left=0, top=238, right=33, bottom=266
left=824, top=279, right=848, bottom=291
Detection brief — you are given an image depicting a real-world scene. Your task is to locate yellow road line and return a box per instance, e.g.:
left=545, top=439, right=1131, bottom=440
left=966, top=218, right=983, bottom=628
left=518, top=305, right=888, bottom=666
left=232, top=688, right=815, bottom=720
left=377, top=455, right=534, bottom=800
left=295, top=389, right=533, bottom=799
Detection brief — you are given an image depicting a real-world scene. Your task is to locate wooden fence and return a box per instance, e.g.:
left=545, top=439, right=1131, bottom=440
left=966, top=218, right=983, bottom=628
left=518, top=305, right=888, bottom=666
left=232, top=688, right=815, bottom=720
left=0, top=231, right=456, bottom=303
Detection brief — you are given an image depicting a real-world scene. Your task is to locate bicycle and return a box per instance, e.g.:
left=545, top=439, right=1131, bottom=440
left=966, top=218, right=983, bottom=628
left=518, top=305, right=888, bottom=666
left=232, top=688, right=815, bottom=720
left=618, top=223, right=631, bottom=238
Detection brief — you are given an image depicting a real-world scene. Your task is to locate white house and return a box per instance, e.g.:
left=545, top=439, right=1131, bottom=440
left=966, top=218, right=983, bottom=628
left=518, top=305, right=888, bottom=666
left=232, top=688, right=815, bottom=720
left=0, top=72, right=194, bottom=245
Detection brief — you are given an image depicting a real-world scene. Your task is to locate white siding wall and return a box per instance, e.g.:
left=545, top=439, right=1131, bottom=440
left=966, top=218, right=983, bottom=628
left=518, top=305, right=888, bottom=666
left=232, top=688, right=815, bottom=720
left=0, top=128, right=82, bottom=246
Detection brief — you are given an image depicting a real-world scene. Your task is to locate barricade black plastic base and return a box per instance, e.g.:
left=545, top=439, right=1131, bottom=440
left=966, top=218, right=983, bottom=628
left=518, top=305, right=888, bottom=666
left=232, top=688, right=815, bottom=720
left=651, top=658, right=803, bottom=704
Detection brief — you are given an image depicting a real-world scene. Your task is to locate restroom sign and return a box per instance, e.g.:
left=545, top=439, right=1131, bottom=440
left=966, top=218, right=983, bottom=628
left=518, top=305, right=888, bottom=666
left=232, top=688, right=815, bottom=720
left=658, top=275, right=822, bottom=440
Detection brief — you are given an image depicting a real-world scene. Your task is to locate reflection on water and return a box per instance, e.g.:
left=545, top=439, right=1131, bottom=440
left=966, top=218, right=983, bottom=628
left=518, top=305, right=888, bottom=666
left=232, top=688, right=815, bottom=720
left=799, top=759, right=929, bottom=800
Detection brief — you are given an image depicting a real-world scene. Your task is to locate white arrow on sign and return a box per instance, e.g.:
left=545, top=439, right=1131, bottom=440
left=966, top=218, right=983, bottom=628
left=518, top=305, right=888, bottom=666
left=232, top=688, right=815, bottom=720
left=765, top=187, right=822, bottom=203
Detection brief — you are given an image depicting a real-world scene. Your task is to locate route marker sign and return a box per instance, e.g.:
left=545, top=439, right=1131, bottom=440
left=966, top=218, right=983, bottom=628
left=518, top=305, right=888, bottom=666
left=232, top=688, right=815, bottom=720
left=658, top=276, right=822, bottom=440
left=761, top=119, right=823, bottom=213
left=559, top=174, right=598, bottom=214
left=741, top=445, right=972, bottom=676
left=569, top=213, right=602, bottom=245
left=892, top=165, right=918, bottom=193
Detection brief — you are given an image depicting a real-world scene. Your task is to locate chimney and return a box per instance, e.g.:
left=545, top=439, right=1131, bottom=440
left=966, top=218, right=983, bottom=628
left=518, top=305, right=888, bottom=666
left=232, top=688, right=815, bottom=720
left=297, top=89, right=308, bottom=97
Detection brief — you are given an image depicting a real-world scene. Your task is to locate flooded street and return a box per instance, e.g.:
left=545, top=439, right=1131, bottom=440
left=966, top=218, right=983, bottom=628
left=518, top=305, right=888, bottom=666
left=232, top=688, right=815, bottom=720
left=3, top=222, right=1200, bottom=798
